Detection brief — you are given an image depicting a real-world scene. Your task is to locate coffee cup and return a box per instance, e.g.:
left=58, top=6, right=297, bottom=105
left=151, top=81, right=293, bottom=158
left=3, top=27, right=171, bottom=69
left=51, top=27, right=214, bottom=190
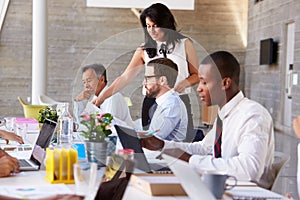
left=201, top=171, right=237, bottom=199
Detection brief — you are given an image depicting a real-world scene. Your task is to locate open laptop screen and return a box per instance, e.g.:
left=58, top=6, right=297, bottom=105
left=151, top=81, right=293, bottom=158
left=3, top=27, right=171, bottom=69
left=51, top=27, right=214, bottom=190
left=31, top=119, right=57, bottom=165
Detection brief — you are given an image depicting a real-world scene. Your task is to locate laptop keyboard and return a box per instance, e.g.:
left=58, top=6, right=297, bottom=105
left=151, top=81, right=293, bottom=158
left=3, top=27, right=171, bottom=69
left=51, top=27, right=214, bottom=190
left=150, top=163, right=173, bottom=174
left=152, top=168, right=173, bottom=174
left=18, top=159, right=32, bottom=167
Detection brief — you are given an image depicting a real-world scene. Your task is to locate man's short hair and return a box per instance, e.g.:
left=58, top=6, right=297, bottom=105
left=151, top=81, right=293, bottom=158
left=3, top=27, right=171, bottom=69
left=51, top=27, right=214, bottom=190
left=201, top=51, right=240, bottom=86
left=147, top=58, right=178, bottom=87
left=82, top=63, right=107, bottom=83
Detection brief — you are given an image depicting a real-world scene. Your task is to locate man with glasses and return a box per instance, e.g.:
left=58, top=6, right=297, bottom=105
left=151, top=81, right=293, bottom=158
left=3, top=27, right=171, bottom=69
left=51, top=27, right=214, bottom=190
left=141, top=58, right=187, bottom=141
left=140, top=51, right=275, bottom=189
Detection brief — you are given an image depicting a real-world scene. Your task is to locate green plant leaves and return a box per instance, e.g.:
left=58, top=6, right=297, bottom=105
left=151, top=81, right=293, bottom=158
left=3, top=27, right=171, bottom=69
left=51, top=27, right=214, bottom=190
left=38, top=107, right=59, bottom=123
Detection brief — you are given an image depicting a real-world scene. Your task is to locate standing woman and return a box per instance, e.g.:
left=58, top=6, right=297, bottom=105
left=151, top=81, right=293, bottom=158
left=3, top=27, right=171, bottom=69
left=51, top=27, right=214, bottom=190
left=93, top=3, right=199, bottom=134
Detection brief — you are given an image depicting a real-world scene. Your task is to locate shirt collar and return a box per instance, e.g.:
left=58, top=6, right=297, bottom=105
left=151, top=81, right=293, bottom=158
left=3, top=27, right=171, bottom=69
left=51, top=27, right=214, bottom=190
left=91, top=85, right=108, bottom=100
left=156, top=89, right=175, bottom=106
left=99, top=85, right=108, bottom=95
left=157, top=41, right=167, bottom=46
left=219, top=91, right=244, bottom=120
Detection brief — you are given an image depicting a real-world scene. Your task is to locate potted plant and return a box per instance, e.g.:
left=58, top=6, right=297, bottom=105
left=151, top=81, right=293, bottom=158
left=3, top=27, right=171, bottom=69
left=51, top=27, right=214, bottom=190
left=80, top=112, right=113, bottom=166
left=38, top=107, right=59, bottom=123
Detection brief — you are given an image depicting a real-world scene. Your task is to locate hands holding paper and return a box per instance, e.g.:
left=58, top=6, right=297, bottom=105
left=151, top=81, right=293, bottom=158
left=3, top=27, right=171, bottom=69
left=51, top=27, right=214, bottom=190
left=139, top=134, right=191, bottom=162
left=139, top=134, right=164, bottom=151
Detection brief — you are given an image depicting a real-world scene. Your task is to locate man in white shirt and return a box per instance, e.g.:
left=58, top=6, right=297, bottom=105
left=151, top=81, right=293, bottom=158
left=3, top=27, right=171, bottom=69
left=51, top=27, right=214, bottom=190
left=73, top=64, right=135, bottom=128
left=142, top=58, right=187, bottom=141
left=140, top=51, right=275, bottom=189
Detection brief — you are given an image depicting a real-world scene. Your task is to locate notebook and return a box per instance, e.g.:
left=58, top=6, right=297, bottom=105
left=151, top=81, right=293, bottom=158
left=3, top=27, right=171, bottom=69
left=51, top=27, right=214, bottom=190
left=114, top=124, right=171, bottom=174
left=162, top=154, right=216, bottom=200
left=18, top=119, right=57, bottom=171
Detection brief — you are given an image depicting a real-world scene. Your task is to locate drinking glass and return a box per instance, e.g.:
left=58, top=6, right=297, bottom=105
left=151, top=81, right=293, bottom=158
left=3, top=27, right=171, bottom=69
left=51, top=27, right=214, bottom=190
left=15, top=123, right=28, bottom=142
left=4, top=117, right=16, bottom=131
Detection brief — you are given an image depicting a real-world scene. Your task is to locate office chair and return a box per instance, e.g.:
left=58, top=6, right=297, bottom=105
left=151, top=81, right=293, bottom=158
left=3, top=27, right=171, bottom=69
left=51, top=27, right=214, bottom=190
left=39, top=94, right=62, bottom=106
left=18, top=96, right=48, bottom=120
left=270, top=151, right=290, bottom=191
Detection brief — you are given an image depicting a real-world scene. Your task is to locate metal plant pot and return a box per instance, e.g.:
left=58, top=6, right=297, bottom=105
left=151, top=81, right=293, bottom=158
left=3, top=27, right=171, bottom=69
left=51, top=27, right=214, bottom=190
left=85, top=141, right=108, bottom=167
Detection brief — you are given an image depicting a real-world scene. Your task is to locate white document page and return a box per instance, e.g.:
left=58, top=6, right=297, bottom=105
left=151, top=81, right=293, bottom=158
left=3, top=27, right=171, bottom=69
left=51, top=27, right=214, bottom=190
left=0, top=184, right=73, bottom=199
left=226, top=186, right=283, bottom=199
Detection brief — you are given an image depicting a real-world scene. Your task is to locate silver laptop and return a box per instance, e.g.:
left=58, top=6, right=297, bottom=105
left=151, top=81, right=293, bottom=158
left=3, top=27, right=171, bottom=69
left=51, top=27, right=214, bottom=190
left=115, top=124, right=171, bottom=173
left=18, top=119, right=57, bottom=171
left=162, top=154, right=216, bottom=200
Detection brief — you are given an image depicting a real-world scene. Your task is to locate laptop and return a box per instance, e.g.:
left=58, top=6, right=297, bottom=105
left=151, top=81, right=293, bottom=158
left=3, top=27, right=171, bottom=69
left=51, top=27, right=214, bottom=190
left=18, top=119, right=57, bottom=171
left=162, top=154, right=216, bottom=200
left=95, top=154, right=135, bottom=200
left=114, top=124, right=171, bottom=173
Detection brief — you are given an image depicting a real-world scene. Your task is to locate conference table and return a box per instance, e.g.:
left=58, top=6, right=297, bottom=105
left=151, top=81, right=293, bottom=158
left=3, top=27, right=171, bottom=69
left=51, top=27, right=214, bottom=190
left=0, top=169, right=286, bottom=200
left=0, top=127, right=286, bottom=200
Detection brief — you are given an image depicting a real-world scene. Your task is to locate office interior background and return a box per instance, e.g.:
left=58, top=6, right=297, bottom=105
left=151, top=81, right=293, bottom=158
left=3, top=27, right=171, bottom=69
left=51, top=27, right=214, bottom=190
left=0, top=0, right=300, bottom=198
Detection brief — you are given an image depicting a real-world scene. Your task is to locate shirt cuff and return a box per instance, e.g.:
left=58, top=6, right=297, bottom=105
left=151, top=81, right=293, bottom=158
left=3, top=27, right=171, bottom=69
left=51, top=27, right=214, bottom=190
left=162, top=140, right=176, bottom=151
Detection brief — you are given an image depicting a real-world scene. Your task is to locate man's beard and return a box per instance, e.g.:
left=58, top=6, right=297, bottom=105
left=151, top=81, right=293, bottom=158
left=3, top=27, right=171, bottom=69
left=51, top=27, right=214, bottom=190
left=146, top=87, right=160, bottom=98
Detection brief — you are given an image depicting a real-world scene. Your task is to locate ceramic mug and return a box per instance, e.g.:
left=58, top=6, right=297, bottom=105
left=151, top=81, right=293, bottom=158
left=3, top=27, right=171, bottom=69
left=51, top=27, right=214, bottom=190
left=201, top=172, right=237, bottom=199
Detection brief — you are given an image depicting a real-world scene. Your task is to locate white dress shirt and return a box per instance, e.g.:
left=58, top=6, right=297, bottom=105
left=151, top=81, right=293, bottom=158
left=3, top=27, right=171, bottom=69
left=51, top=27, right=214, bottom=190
left=74, top=86, right=135, bottom=128
left=144, top=38, right=190, bottom=95
left=149, top=89, right=187, bottom=141
left=163, top=91, right=275, bottom=188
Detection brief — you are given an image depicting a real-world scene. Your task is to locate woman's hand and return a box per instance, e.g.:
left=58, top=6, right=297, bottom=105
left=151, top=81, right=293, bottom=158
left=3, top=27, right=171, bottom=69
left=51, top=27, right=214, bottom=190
left=0, top=130, right=24, bottom=144
left=92, top=95, right=105, bottom=107
left=174, top=79, right=189, bottom=93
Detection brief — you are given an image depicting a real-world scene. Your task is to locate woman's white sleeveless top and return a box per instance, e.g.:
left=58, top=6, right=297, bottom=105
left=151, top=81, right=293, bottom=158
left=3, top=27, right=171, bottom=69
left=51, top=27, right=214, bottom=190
left=144, top=38, right=191, bottom=94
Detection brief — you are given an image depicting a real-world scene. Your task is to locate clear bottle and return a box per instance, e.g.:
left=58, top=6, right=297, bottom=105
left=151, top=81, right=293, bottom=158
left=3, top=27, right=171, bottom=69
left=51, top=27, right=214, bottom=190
left=57, top=102, right=73, bottom=146
left=117, top=148, right=134, bottom=160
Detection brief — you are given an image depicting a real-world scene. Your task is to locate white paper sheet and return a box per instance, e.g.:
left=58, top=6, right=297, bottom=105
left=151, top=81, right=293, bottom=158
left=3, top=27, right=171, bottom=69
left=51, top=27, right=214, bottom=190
left=227, top=187, right=283, bottom=199
left=0, top=184, right=73, bottom=199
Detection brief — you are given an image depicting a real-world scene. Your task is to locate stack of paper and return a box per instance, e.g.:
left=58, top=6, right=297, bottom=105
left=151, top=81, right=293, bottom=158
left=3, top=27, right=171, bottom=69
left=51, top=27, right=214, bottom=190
left=227, top=186, right=283, bottom=199
left=15, top=118, right=39, bottom=132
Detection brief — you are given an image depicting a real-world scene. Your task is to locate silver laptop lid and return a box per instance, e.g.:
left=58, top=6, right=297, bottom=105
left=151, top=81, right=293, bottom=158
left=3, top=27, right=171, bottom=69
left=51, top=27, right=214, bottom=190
left=30, top=119, right=57, bottom=166
left=162, top=154, right=216, bottom=200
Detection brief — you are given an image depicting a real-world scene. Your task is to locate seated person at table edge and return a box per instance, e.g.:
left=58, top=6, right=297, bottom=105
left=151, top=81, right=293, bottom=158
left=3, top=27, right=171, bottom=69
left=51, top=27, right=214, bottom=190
left=0, top=130, right=24, bottom=144
left=0, top=148, right=19, bottom=177
left=140, top=51, right=275, bottom=189
left=73, top=63, right=135, bottom=127
left=142, top=58, right=187, bottom=141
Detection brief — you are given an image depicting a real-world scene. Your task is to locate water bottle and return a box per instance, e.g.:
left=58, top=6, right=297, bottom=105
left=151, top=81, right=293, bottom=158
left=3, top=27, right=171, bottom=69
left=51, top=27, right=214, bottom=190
left=57, top=102, right=73, bottom=146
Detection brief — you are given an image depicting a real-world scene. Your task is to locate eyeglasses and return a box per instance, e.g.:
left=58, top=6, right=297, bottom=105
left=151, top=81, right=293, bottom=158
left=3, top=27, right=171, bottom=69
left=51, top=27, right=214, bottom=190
left=144, top=75, right=160, bottom=83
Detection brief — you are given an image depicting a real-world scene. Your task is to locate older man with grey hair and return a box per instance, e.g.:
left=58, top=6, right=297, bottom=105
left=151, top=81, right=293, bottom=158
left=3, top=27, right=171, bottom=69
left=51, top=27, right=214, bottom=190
left=74, top=63, right=135, bottom=128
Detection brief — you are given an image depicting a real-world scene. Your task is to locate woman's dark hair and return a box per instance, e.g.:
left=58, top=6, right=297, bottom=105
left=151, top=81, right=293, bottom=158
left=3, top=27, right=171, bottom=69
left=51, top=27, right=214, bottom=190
left=140, top=3, right=186, bottom=58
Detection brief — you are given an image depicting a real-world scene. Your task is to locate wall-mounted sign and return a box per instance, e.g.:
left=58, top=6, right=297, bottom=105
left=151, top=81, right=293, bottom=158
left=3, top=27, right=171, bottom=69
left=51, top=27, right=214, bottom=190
left=87, top=0, right=194, bottom=10
left=0, top=0, right=9, bottom=32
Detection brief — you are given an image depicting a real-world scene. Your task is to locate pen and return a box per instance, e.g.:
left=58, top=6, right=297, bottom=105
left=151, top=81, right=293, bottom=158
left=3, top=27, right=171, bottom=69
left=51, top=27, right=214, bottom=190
left=137, top=129, right=160, bottom=139
left=145, top=129, right=160, bottom=136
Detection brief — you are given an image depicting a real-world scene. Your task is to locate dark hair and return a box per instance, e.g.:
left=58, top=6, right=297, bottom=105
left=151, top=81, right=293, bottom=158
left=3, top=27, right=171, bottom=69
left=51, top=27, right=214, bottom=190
left=201, top=51, right=240, bottom=86
left=82, top=63, right=107, bottom=83
left=147, top=58, right=178, bottom=87
left=140, top=3, right=186, bottom=58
